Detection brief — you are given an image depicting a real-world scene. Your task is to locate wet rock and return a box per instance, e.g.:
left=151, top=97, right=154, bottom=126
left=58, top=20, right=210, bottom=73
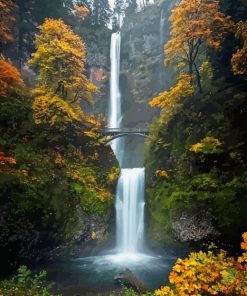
left=171, top=209, right=220, bottom=242
left=114, top=268, right=148, bottom=294
left=62, top=206, right=111, bottom=257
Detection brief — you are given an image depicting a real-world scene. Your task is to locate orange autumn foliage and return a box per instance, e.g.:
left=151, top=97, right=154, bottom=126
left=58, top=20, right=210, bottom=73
left=0, top=151, right=16, bottom=173
left=0, top=0, right=15, bottom=42
left=0, top=56, right=23, bottom=96
left=232, top=21, right=247, bottom=76
left=165, top=0, right=233, bottom=90
left=0, top=1, right=23, bottom=96
left=154, top=232, right=247, bottom=296
left=74, top=5, right=90, bottom=20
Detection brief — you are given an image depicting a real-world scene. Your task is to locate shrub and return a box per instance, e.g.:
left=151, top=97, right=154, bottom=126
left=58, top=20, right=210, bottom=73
left=0, top=266, right=58, bottom=296
left=154, top=233, right=247, bottom=295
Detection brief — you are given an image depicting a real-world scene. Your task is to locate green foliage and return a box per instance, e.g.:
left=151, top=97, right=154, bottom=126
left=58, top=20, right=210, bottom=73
left=199, top=60, right=213, bottom=86
left=111, top=286, right=154, bottom=296
left=0, top=266, right=57, bottom=296
left=146, top=81, right=247, bottom=246
left=0, top=17, right=118, bottom=275
left=121, top=286, right=138, bottom=296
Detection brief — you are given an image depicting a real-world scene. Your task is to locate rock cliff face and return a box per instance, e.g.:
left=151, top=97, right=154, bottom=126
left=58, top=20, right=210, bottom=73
left=84, top=2, right=177, bottom=126
left=78, top=26, right=111, bottom=116
left=120, top=1, right=177, bottom=127
left=107, top=1, right=177, bottom=168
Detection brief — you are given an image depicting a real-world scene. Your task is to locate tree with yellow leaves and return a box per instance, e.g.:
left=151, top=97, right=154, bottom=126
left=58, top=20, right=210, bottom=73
left=29, top=18, right=101, bottom=135
left=149, top=73, right=194, bottom=109
left=232, top=21, right=247, bottom=76
left=29, top=18, right=96, bottom=103
left=165, top=0, right=233, bottom=92
left=149, top=73, right=194, bottom=125
left=32, top=93, right=83, bottom=131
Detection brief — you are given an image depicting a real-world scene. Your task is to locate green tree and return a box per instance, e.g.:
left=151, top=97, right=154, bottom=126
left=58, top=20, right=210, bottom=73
left=13, top=0, right=74, bottom=69
left=125, top=0, right=138, bottom=17
left=91, top=0, right=112, bottom=26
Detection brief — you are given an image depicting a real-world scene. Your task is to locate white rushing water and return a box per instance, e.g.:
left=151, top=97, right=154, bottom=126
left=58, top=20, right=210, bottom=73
left=116, top=168, right=145, bottom=253
left=109, top=32, right=146, bottom=256
left=109, top=32, right=122, bottom=162
left=109, top=32, right=121, bottom=130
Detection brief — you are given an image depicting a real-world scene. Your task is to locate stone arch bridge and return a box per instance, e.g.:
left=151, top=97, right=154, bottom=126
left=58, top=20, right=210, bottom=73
left=102, top=128, right=150, bottom=143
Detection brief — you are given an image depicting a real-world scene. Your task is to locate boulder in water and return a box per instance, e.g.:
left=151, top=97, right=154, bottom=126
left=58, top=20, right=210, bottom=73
left=114, top=268, right=148, bottom=294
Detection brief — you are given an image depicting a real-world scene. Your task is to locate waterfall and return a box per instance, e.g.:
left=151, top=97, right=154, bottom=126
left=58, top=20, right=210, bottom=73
left=109, top=32, right=123, bottom=163
left=116, top=168, right=145, bottom=253
left=160, top=8, right=165, bottom=48
left=109, top=32, right=145, bottom=255
left=109, top=32, right=121, bottom=130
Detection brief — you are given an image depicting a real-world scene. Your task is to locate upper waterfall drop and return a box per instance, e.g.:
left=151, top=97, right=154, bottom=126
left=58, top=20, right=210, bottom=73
left=109, top=32, right=122, bottom=129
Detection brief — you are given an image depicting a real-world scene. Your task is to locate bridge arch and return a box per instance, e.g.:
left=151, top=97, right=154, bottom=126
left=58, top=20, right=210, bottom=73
left=105, top=132, right=148, bottom=144
left=102, top=127, right=150, bottom=144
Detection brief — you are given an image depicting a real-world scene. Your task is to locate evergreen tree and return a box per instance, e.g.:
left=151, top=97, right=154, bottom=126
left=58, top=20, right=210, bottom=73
left=112, top=0, right=126, bottom=29
left=125, top=0, right=137, bottom=17
left=91, top=0, right=112, bottom=26
left=13, top=0, right=35, bottom=70
left=12, top=0, right=74, bottom=70
left=114, top=0, right=126, bottom=16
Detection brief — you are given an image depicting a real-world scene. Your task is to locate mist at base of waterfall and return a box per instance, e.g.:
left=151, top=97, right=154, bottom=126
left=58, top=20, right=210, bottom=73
left=44, top=251, right=176, bottom=296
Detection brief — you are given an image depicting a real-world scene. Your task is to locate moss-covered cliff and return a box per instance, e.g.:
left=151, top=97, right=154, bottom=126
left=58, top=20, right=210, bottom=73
left=145, top=81, right=247, bottom=248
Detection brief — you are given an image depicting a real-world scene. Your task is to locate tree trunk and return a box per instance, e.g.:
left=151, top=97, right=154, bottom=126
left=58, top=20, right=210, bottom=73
left=17, top=5, right=24, bottom=72
left=189, top=61, right=193, bottom=86
left=194, top=62, right=202, bottom=93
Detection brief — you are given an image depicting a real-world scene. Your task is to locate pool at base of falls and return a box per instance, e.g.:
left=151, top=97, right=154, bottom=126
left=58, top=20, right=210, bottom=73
left=44, top=251, right=176, bottom=295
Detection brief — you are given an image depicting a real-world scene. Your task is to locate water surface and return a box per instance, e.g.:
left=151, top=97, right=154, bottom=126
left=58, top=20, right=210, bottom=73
left=46, top=251, right=176, bottom=295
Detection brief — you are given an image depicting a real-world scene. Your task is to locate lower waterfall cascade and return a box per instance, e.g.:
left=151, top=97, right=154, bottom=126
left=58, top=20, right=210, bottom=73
left=116, top=168, right=145, bottom=254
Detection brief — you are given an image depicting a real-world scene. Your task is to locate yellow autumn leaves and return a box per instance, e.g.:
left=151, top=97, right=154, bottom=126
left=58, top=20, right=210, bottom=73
left=32, top=94, right=81, bottom=128
left=29, top=18, right=101, bottom=136
left=165, top=0, right=233, bottom=66
left=155, top=232, right=247, bottom=296
left=190, top=137, right=223, bottom=154
left=149, top=74, right=194, bottom=109
left=149, top=73, right=194, bottom=126
left=150, top=0, right=246, bottom=125
left=29, top=18, right=96, bottom=102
